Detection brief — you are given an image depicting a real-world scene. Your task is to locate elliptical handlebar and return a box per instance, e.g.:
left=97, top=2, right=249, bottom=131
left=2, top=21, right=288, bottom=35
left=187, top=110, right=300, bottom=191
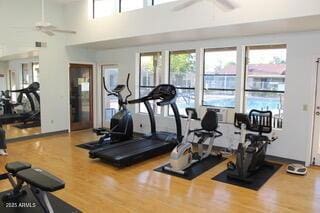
left=102, top=77, right=118, bottom=97
left=124, top=73, right=132, bottom=103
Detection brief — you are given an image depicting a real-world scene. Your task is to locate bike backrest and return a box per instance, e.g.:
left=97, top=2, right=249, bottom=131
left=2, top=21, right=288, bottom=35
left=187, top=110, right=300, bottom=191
left=201, top=110, right=218, bottom=131
left=234, top=110, right=272, bottom=134
left=249, top=110, right=272, bottom=134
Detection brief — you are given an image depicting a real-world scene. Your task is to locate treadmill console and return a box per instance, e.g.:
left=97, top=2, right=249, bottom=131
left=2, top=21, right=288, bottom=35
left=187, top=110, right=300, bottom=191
left=150, top=84, right=176, bottom=101
left=27, top=82, right=40, bottom=92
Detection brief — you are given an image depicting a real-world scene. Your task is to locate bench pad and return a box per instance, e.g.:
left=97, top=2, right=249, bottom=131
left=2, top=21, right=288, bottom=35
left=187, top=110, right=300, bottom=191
left=5, top=162, right=32, bottom=175
left=16, top=168, right=65, bottom=192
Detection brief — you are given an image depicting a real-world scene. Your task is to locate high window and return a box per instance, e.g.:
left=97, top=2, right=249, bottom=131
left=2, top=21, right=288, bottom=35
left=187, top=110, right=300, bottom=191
left=93, top=0, right=177, bottom=18
left=139, top=52, right=162, bottom=114
left=120, top=0, right=144, bottom=12
left=244, top=45, right=286, bottom=127
left=203, top=47, right=237, bottom=108
left=169, top=50, right=196, bottom=116
left=153, top=0, right=176, bottom=5
left=93, top=0, right=119, bottom=18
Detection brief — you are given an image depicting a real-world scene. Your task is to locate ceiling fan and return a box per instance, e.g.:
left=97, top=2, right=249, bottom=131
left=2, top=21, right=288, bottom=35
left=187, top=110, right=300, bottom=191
left=35, top=0, right=76, bottom=36
left=173, top=0, right=239, bottom=11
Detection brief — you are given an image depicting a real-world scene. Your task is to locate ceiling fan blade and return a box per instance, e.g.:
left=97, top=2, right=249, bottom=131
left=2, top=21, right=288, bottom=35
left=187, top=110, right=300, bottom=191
left=51, top=29, right=76, bottom=34
left=215, top=0, right=239, bottom=10
left=173, top=0, right=200, bottom=11
left=42, top=30, right=54, bottom=36
left=44, top=25, right=57, bottom=30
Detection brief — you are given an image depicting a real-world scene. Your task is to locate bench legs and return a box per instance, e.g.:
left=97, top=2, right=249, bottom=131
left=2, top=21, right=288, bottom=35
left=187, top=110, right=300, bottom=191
left=2, top=177, right=54, bottom=213
left=2, top=178, right=27, bottom=201
left=30, top=186, right=54, bottom=213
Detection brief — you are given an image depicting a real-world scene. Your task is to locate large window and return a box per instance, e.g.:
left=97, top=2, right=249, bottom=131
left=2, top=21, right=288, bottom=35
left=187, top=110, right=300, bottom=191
left=203, top=47, right=237, bottom=108
left=244, top=45, right=286, bottom=127
left=169, top=50, right=196, bottom=116
left=101, top=65, right=119, bottom=126
left=93, top=0, right=119, bottom=18
left=139, top=52, right=162, bottom=114
left=32, top=63, right=40, bottom=83
left=93, top=0, right=177, bottom=18
left=22, top=63, right=32, bottom=88
left=121, top=0, right=144, bottom=12
left=153, top=0, right=177, bottom=5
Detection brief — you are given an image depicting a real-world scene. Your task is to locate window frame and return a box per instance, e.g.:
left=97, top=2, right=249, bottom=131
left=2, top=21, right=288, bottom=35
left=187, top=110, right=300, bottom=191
left=93, top=0, right=177, bottom=18
left=120, top=0, right=144, bottom=13
left=168, top=49, right=196, bottom=115
left=202, top=47, right=237, bottom=108
left=21, top=63, right=30, bottom=88
left=93, top=0, right=121, bottom=18
left=243, top=44, right=287, bottom=112
left=153, top=0, right=176, bottom=5
left=139, top=52, right=162, bottom=113
left=32, top=62, right=39, bottom=82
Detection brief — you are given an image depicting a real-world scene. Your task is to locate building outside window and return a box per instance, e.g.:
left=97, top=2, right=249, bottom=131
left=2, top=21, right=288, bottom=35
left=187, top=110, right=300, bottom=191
left=203, top=47, right=237, bottom=108
left=169, top=50, right=196, bottom=116
left=139, top=52, right=162, bottom=114
left=244, top=44, right=287, bottom=128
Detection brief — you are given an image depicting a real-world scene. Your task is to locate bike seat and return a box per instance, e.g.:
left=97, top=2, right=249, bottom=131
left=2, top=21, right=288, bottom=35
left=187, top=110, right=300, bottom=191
left=194, top=130, right=213, bottom=138
left=246, top=134, right=269, bottom=142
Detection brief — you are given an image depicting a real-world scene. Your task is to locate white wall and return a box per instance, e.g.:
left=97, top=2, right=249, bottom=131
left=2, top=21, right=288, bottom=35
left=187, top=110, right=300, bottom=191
left=64, top=0, right=320, bottom=45
left=0, top=0, right=66, bottom=56
left=95, top=31, right=320, bottom=162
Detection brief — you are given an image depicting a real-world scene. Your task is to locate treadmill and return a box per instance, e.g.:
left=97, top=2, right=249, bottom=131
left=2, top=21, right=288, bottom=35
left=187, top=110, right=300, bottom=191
left=0, top=82, right=40, bottom=125
left=89, top=84, right=182, bottom=167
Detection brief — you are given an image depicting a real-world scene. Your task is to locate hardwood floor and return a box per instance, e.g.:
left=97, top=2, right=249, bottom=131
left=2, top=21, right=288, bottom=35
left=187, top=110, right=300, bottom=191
left=0, top=130, right=319, bottom=213
left=2, top=124, right=41, bottom=139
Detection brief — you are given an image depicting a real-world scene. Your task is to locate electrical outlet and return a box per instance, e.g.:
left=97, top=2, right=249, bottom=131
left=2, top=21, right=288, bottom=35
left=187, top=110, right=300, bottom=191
left=303, top=104, right=308, bottom=111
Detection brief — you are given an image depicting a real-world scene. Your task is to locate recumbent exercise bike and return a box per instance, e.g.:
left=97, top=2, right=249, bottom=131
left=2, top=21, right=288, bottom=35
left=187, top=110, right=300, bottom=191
left=227, top=109, right=277, bottom=182
left=163, top=108, right=223, bottom=175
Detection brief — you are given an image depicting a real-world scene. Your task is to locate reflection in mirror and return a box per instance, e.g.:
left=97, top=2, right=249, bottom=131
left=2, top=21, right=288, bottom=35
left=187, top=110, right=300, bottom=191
left=0, top=55, right=41, bottom=139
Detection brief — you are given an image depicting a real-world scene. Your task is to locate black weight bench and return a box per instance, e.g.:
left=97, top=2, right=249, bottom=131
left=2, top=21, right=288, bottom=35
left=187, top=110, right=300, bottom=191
left=1, top=162, right=65, bottom=213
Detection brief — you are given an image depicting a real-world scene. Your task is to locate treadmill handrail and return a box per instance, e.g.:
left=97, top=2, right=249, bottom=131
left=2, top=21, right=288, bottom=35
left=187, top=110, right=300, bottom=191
left=128, top=96, right=152, bottom=104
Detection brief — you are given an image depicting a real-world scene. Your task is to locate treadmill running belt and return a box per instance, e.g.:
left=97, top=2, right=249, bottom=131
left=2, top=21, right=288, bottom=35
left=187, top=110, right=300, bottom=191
left=90, top=138, right=176, bottom=167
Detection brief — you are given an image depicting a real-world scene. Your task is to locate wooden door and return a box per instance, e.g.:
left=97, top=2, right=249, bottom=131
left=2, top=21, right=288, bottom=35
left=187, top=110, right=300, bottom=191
left=69, top=64, right=93, bottom=131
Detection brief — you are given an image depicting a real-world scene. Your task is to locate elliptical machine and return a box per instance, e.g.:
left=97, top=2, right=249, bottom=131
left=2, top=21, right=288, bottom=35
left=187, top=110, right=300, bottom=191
left=227, top=109, right=277, bottom=182
left=163, top=108, right=223, bottom=175
left=88, top=74, right=133, bottom=149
